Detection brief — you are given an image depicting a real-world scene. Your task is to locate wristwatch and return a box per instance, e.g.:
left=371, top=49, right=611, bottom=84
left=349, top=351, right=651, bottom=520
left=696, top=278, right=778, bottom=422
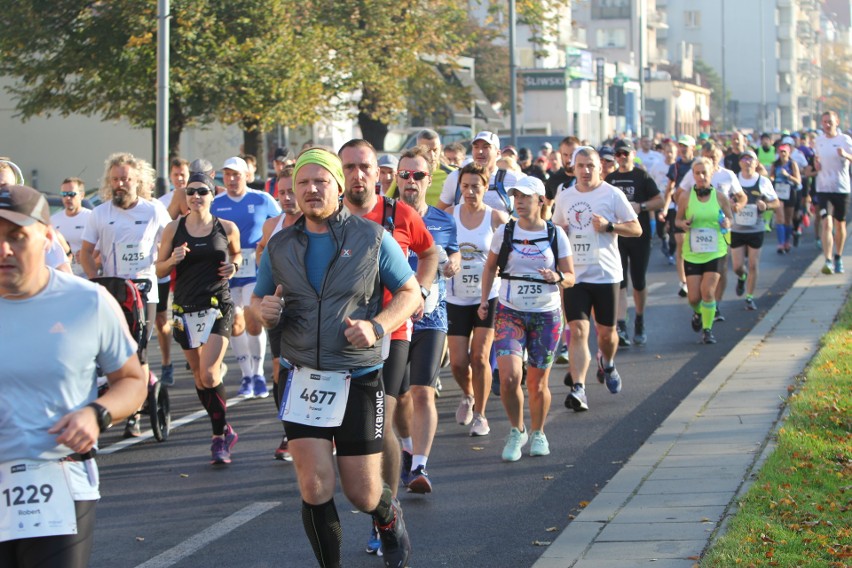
left=87, top=402, right=112, bottom=432
left=370, top=319, right=385, bottom=341
left=640, top=202, right=647, bottom=212
left=419, top=285, right=431, bottom=299
left=606, top=221, right=615, bottom=233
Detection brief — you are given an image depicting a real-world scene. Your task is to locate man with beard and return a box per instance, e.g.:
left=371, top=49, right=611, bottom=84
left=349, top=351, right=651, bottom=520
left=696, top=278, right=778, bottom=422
left=80, top=152, right=171, bottom=435
left=392, top=146, right=460, bottom=495
left=338, top=139, right=437, bottom=555
left=436, top=131, right=523, bottom=216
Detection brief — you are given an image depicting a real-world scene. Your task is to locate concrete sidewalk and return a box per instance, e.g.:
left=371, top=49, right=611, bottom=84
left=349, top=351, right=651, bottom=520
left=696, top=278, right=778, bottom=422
left=533, top=252, right=852, bottom=568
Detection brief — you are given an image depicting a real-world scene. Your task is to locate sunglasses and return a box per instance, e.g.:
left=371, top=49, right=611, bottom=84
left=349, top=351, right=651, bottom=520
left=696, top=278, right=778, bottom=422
left=60, top=191, right=77, bottom=197
left=615, top=151, right=630, bottom=157
left=398, top=170, right=428, bottom=181
left=185, top=187, right=212, bottom=196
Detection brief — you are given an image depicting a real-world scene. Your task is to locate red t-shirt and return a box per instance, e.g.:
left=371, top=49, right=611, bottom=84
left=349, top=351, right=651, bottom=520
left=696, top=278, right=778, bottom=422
left=363, top=196, right=434, bottom=341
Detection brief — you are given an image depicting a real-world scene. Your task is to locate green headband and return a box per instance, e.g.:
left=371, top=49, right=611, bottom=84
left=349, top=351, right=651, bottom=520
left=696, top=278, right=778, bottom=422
left=293, top=148, right=345, bottom=192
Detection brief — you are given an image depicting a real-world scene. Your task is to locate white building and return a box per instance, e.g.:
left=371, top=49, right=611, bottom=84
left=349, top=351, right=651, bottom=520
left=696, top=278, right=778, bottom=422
left=662, top=0, right=821, bottom=132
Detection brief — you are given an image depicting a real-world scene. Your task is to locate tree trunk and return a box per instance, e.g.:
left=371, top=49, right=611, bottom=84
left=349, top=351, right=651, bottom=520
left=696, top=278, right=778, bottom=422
left=357, top=110, right=389, bottom=151
left=242, top=125, right=266, bottom=179
left=168, top=100, right=186, bottom=158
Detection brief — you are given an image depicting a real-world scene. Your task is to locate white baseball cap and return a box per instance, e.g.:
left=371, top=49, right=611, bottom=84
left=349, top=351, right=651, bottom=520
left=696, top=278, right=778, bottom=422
left=473, top=131, right=500, bottom=148
left=508, top=176, right=545, bottom=197
left=222, top=156, right=248, bottom=173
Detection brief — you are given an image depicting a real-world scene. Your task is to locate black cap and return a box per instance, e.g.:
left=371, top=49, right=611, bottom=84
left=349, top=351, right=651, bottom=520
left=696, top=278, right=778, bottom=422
left=598, top=145, right=616, bottom=161
left=518, top=147, right=533, bottom=161
left=613, top=139, right=635, bottom=153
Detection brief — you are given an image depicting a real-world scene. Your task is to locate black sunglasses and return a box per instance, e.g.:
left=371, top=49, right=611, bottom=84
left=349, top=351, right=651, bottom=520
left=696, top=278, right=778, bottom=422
left=186, top=187, right=212, bottom=196
left=60, top=191, right=78, bottom=197
left=398, top=170, right=428, bottom=181
left=615, top=151, right=630, bottom=157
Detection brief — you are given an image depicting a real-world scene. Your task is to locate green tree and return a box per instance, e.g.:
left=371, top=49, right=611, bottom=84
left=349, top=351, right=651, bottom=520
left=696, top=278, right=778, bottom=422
left=0, top=0, right=335, bottom=161
left=821, top=42, right=852, bottom=124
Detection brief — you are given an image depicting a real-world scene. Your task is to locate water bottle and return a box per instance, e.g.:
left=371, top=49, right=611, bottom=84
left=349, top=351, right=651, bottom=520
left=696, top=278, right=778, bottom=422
left=718, top=210, right=728, bottom=234
left=436, top=245, right=449, bottom=279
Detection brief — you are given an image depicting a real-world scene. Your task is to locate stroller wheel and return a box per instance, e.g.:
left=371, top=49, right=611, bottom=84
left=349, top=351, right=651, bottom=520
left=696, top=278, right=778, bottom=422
left=148, top=381, right=171, bottom=442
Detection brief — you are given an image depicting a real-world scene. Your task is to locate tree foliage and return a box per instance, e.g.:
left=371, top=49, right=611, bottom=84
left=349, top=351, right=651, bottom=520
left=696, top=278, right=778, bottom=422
left=0, top=0, right=570, bottom=153
left=821, top=41, right=852, bottom=123
left=694, top=59, right=727, bottom=128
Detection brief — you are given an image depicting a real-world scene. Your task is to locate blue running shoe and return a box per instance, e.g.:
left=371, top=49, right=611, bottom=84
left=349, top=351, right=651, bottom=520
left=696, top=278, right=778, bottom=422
left=604, top=366, right=622, bottom=394
left=252, top=375, right=269, bottom=398
left=400, top=451, right=413, bottom=487
left=366, top=522, right=383, bottom=556
left=160, top=363, right=174, bottom=386
left=237, top=376, right=254, bottom=398
left=565, top=384, right=589, bottom=412
left=835, top=258, right=844, bottom=274
left=407, top=466, right=433, bottom=494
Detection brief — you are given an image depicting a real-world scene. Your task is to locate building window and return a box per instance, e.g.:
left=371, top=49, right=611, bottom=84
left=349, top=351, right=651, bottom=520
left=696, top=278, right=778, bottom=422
left=592, top=0, right=631, bottom=19
left=684, top=10, right=701, bottom=29
left=596, top=28, right=627, bottom=48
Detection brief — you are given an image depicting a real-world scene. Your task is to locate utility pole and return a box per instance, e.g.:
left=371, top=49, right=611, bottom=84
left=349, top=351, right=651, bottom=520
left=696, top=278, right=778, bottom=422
left=509, top=0, right=518, bottom=149
left=721, top=0, right=727, bottom=131
left=155, top=0, right=170, bottom=198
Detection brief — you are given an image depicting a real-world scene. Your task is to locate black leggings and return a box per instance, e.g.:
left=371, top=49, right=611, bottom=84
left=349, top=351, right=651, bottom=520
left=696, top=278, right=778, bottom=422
left=0, top=500, right=97, bottom=568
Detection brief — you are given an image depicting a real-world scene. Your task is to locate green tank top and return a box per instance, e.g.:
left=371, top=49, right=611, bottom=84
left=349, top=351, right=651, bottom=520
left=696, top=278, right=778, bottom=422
left=683, top=187, right=727, bottom=264
left=757, top=145, right=775, bottom=169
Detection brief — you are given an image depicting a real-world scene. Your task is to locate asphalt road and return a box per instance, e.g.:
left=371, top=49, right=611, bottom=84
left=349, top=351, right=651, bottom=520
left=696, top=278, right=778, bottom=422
left=89, top=229, right=821, bottom=568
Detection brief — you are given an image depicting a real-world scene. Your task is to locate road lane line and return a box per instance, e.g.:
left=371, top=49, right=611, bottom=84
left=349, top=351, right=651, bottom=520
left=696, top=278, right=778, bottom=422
left=98, top=396, right=249, bottom=455
left=133, top=501, right=281, bottom=568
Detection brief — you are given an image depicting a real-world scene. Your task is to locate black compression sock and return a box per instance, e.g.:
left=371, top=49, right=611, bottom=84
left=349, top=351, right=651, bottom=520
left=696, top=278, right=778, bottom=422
left=196, top=383, right=228, bottom=436
left=301, top=499, right=342, bottom=568
left=369, top=484, right=394, bottom=527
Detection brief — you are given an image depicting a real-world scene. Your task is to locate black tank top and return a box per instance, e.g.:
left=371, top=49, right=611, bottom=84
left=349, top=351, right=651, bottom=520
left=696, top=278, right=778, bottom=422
left=173, top=216, right=231, bottom=308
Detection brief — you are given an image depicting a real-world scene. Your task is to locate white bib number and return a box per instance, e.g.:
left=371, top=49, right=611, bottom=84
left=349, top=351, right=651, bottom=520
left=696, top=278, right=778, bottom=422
left=774, top=181, right=791, bottom=200
left=507, top=276, right=554, bottom=310
left=281, top=367, right=351, bottom=427
left=453, top=260, right=484, bottom=298
left=690, top=228, right=719, bottom=253
left=0, top=460, right=77, bottom=543
left=115, top=242, right=147, bottom=275
left=571, top=231, right=600, bottom=265
left=423, top=281, right=440, bottom=314
left=181, top=309, right=220, bottom=349
left=235, top=250, right=257, bottom=279
left=734, top=204, right=759, bottom=227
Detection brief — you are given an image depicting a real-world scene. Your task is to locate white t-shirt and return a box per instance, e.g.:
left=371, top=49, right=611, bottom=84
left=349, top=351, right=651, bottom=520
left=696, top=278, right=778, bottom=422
left=636, top=150, right=662, bottom=170
left=552, top=181, right=637, bottom=284
left=52, top=209, right=93, bottom=276
left=679, top=167, right=743, bottom=200
left=0, top=270, right=137, bottom=498
left=648, top=160, right=672, bottom=205
left=490, top=223, right=571, bottom=312
left=158, top=190, right=175, bottom=210
left=439, top=168, right=525, bottom=214
left=82, top=199, right=171, bottom=303
left=815, top=132, right=852, bottom=194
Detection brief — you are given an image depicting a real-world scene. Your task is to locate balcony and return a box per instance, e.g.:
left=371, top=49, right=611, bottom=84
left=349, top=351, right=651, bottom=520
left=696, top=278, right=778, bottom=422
left=647, top=10, right=668, bottom=29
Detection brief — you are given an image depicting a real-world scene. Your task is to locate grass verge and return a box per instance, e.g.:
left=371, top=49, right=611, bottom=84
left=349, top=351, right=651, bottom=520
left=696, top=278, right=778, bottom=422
left=702, top=292, right=852, bottom=567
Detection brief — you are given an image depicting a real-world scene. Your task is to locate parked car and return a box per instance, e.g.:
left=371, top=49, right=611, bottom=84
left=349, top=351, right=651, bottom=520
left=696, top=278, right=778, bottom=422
left=504, top=135, right=568, bottom=155
left=45, top=193, right=97, bottom=214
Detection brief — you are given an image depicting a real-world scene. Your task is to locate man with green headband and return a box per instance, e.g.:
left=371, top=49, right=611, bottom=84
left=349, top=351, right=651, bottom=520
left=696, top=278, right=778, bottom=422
left=252, top=147, right=419, bottom=568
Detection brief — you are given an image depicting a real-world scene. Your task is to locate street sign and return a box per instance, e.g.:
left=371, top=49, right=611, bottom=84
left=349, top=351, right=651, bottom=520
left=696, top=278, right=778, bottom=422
left=614, top=73, right=628, bottom=87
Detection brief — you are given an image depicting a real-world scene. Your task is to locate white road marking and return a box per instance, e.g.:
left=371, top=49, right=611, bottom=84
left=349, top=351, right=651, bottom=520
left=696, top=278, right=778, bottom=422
left=133, top=502, right=281, bottom=568
left=98, top=396, right=249, bottom=455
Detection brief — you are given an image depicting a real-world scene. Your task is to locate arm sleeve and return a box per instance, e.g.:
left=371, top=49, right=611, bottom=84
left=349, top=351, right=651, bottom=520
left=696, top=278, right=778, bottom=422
left=81, top=207, right=100, bottom=245
left=728, top=171, right=744, bottom=195
left=551, top=190, right=568, bottom=227
left=760, top=177, right=779, bottom=200
left=254, top=249, right=276, bottom=297
left=643, top=171, right=661, bottom=198
left=96, top=287, right=138, bottom=374
left=264, top=192, right=283, bottom=216
left=666, top=163, right=676, bottom=182
left=378, top=232, right=415, bottom=292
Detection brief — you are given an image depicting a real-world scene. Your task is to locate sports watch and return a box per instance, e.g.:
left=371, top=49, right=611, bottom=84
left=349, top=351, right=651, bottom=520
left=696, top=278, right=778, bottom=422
left=87, top=402, right=112, bottom=432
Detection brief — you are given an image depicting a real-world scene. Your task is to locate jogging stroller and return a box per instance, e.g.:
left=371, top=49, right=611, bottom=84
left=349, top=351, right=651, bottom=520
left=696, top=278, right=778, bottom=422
left=92, top=277, right=171, bottom=442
